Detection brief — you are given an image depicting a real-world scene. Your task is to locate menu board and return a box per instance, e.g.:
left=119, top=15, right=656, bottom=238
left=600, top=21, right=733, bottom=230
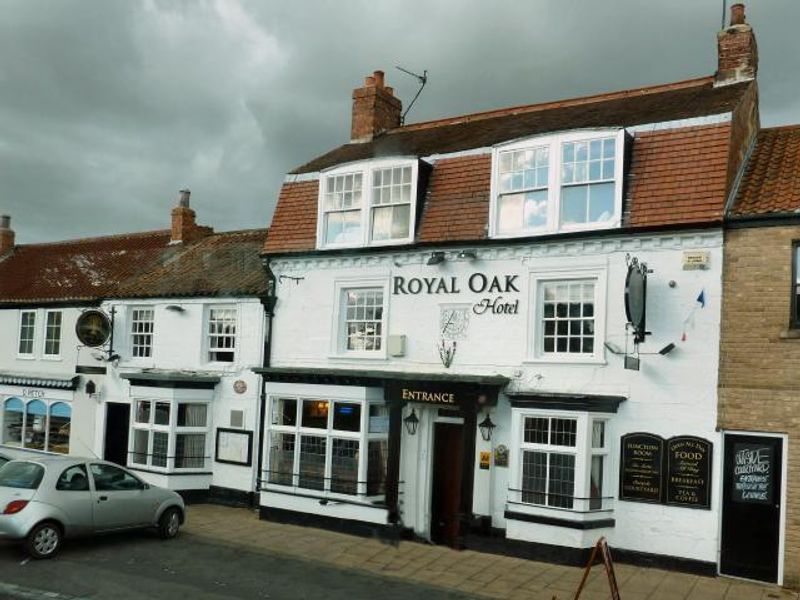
left=619, top=433, right=664, bottom=503
left=732, top=442, right=773, bottom=504
left=665, top=436, right=712, bottom=509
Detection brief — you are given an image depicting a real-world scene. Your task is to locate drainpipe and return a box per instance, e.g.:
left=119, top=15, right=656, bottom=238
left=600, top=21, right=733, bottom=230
left=256, top=258, right=277, bottom=500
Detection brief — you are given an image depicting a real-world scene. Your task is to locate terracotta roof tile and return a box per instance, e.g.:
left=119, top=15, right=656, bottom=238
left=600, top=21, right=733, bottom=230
left=262, top=181, right=318, bottom=254
left=730, top=126, right=800, bottom=216
left=0, top=228, right=269, bottom=305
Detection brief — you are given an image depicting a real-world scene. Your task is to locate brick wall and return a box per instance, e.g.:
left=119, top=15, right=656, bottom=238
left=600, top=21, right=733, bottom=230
left=719, top=224, right=800, bottom=586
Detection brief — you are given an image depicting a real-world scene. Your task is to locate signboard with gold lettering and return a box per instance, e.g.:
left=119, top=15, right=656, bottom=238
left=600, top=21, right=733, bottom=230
left=619, top=433, right=665, bottom=503
left=385, top=380, right=498, bottom=408
left=665, top=436, right=712, bottom=509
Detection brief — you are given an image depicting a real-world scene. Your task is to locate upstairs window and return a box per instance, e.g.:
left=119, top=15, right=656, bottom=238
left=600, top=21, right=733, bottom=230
left=130, top=307, right=154, bottom=358
left=207, top=307, right=236, bottom=363
left=342, top=287, right=384, bottom=353
left=792, top=243, right=800, bottom=329
left=43, top=311, right=62, bottom=357
left=318, top=160, right=419, bottom=249
left=491, top=130, right=625, bottom=237
left=18, top=311, right=36, bottom=356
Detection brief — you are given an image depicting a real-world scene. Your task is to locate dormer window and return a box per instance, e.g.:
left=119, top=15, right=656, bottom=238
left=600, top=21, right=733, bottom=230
left=491, top=130, right=625, bottom=238
left=318, top=159, right=419, bottom=249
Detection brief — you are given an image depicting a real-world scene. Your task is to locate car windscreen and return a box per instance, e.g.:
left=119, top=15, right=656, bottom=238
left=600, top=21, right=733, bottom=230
left=0, top=461, right=45, bottom=489
left=0, top=456, right=8, bottom=468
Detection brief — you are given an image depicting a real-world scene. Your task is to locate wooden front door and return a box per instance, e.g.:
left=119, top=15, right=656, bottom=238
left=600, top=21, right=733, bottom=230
left=431, top=423, right=464, bottom=547
left=720, top=434, right=783, bottom=583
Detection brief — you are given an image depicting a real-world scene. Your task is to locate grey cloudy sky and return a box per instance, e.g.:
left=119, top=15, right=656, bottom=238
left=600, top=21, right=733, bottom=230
left=2, top=0, right=798, bottom=243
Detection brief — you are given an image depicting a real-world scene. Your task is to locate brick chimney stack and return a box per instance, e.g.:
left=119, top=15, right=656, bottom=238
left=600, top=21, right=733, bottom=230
left=0, top=215, right=15, bottom=254
left=715, top=3, right=758, bottom=86
left=351, top=70, right=402, bottom=142
left=170, top=189, right=213, bottom=244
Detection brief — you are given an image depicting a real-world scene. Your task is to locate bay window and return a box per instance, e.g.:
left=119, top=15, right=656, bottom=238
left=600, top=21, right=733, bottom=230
left=265, top=396, right=388, bottom=500
left=491, top=129, right=625, bottom=237
left=512, top=410, right=612, bottom=513
left=318, top=160, right=420, bottom=249
left=130, top=399, right=209, bottom=471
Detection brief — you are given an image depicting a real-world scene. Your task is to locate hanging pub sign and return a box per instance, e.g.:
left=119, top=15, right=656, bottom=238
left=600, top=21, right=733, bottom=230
left=75, top=309, right=112, bottom=348
left=665, top=436, right=713, bottom=509
left=624, top=256, right=649, bottom=344
left=731, top=442, right=773, bottom=504
left=619, top=432, right=664, bottom=503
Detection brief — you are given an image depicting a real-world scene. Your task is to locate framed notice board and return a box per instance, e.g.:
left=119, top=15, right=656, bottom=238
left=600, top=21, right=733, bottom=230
left=215, top=428, right=253, bottom=466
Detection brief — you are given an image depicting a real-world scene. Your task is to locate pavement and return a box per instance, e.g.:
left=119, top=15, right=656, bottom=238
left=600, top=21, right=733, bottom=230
left=184, top=504, right=799, bottom=600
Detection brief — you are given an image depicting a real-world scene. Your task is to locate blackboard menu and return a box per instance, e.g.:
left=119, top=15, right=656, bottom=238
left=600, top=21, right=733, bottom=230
left=619, top=433, right=664, bottom=503
left=665, top=436, right=712, bottom=509
left=732, top=442, right=773, bottom=505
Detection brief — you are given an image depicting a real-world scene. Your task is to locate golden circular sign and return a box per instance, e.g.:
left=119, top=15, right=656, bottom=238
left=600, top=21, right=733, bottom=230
left=75, top=309, right=112, bottom=348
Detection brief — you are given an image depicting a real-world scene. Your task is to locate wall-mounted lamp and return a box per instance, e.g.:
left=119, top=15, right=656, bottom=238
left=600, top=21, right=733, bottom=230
left=85, top=380, right=96, bottom=395
left=478, top=414, right=496, bottom=442
left=165, top=305, right=185, bottom=313
left=457, top=250, right=477, bottom=261
left=403, top=408, right=420, bottom=435
left=426, top=251, right=446, bottom=266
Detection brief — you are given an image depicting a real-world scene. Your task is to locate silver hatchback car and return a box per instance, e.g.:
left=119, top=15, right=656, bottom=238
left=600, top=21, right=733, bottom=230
left=0, top=456, right=185, bottom=558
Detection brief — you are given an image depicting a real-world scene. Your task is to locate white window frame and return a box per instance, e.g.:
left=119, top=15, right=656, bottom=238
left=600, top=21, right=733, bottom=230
left=316, top=158, right=420, bottom=249
left=205, top=305, right=238, bottom=364
left=129, top=306, right=155, bottom=360
left=509, top=409, right=613, bottom=516
left=527, top=266, right=607, bottom=364
left=264, top=395, right=389, bottom=501
left=129, top=398, right=210, bottom=473
left=330, top=278, right=390, bottom=359
left=489, top=129, right=625, bottom=238
left=17, top=310, right=36, bottom=359
left=42, top=310, right=63, bottom=359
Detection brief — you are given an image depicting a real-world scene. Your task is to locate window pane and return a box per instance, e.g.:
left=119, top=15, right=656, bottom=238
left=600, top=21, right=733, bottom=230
left=333, top=403, right=361, bottom=432
left=56, top=464, right=89, bottom=491
left=301, top=400, right=329, bottom=429
left=325, top=210, right=361, bottom=245
left=298, top=436, right=326, bottom=491
left=272, top=398, right=297, bottom=427
left=367, top=440, right=388, bottom=496
left=44, top=311, right=62, bottom=356
left=176, top=434, right=206, bottom=468
left=497, top=193, right=523, bottom=234
left=551, top=418, right=577, bottom=447
left=592, top=421, right=605, bottom=449
left=154, top=402, right=170, bottom=426
left=541, top=280, right=596, bottom=355
left=588, top=182, right=614, bottom=222
left=177, top=404, right=207, bottom=427
left=523, top=190, right=548, bottom=230
left=268, top=432, right=295, bottom=485
left=344, top=288, right=384, bottom=351
left=90, top=464, right=143, bottom=491
left=524, top=417, right=549, bottom=444
left=548, top=453, right=575, bottom=509
left=208, top=307, right=236, bottom=362
left=590, top=455, right=604, bottom=510
left=2, top=398, right=23, bottom=446
left=132, top=429, right=149, bottom=465
left=25, top=400, right=47, bottom=450
left=330, top=439, right=359, bottom=495
left=521, top=450, right=547, bottom=505
left=48, top=402, right=71, bottom=454
left=18, top=312, right=35, bottom=355
left=131, top=308, right=154, bottom=358
left=152, top=432, right=168, bottom=467
left=0, top=462, right=44, bottom=490
left=561, top=185, right=587, bottom=224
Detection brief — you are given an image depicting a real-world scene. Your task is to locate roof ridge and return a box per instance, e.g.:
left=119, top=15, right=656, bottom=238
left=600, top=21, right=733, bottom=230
left=392, top=76, right=715, bottom=134
left=17, top=228, right=171, bottom=249
left=760, top=124, right=800, bottom=133
left=207, top=227, right=268, bottom=238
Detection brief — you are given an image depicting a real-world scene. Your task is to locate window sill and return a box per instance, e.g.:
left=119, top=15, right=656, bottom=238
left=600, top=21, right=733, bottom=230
left=779, top=329, right=800, bottom=340
left=41, top=355, right=63, bottom=362
left=504, top=509, right=615, bottom=530
left=15, top=355, right=36, bottom=361
left=327, top=353, right=388, bottom=362
left=523, top=356, right=607, bottom=366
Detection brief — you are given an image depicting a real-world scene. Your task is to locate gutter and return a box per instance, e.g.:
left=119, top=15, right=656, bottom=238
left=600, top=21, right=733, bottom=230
left=255, top=257, right=278, bottom=499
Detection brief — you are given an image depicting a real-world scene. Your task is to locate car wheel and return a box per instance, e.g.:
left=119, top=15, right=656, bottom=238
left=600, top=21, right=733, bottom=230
left=26, top=522, right=62, bottom=559
left=158, top=507, right=181, bottom=540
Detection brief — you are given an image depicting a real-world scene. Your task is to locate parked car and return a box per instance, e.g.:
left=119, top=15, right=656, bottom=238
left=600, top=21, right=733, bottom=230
left=0, top=456, right=185, bottom=558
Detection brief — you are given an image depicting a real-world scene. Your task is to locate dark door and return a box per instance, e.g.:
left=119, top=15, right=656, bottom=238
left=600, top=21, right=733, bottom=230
left=430, top=423, right=463, bottom=547
left=720, top=434, right=783, bottom=583
left=104, top=403, right=130, bottom=466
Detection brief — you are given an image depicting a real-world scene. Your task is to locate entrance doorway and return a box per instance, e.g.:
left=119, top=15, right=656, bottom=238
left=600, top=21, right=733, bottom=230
left=720, top=433, right=784, bottom=583
left=104, top=403, right=130, bottom=466
left=430, top=422, right=464, bottom=547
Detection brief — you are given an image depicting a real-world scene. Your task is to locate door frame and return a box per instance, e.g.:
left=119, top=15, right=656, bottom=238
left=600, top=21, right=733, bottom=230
left=718, top=430, right=788, bottom=585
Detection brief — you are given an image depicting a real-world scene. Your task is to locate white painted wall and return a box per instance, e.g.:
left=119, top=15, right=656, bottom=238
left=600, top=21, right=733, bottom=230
left=268, top=229, right=724, bottom=562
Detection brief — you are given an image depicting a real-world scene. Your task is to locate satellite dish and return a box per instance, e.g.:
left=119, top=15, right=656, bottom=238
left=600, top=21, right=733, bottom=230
left=75, top=309, right=112, bottom=348
left=625, top=258, right=648, bottom=344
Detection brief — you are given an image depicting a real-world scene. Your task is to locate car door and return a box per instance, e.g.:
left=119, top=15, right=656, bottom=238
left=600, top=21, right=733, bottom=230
left=88, top=463, right=154, bottom=531
left=53, top=463, right=94, bottom=536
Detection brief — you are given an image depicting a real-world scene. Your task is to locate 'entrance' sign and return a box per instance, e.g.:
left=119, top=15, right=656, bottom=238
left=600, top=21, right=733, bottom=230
left=619, top=433, right=664, bottom=503
left=665, top=436, right=713, bottom=509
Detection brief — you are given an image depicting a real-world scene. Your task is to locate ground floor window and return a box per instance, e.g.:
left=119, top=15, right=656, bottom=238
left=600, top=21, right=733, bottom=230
left=513, top=409, right=610, bottom=512
left=130, top=399, right=209, bottom=471
left=1, top=397, right=71, bottom=454
left=265, top=396, right=388, bottom=499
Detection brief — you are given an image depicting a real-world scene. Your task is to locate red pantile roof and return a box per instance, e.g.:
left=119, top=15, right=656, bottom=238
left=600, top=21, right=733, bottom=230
left=730, top=126, right=800, bottom=216
left=0, top=228, right=269, bottom=305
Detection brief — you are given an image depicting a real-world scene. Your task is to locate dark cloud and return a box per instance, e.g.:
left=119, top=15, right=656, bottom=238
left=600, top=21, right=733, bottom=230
left=1, top=0, right=797, bottom=243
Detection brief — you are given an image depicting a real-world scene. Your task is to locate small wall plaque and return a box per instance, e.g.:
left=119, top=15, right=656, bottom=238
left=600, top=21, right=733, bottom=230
left=233, top=380, right=247, bottom=394
left=480, top=451, right=491, bottom=470
left=494, top=444, right=509, bottom=467
left=683, top=251, right=710, bottom=270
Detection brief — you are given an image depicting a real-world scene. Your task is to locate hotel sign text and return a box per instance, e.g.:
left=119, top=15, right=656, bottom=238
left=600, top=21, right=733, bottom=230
left=392, top=273, right=520, bottom=316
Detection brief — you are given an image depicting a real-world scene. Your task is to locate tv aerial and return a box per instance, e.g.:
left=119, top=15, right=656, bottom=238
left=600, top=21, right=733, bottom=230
left=395, top=66, right=428, bottom=125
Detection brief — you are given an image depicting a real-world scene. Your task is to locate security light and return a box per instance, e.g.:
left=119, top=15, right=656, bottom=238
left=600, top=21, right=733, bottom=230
left=426, top=251, right=446, bottom=265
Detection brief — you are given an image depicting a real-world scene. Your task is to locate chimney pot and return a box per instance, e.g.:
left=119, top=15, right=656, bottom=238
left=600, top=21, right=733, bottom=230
left=0, top=214, right=14, bottom=254
left=179, top=189, right=191, bottom=207
left=730, top=3, right=745, bottom=26
left=0, top=215, right=9, bottom=229
left=373, top=70, right=385, bottom=88
left=364, top=75, right=375, bottom=87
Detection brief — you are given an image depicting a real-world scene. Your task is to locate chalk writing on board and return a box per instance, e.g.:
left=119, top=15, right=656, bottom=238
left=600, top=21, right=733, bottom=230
left=732, top=443, right=772, bottom=504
